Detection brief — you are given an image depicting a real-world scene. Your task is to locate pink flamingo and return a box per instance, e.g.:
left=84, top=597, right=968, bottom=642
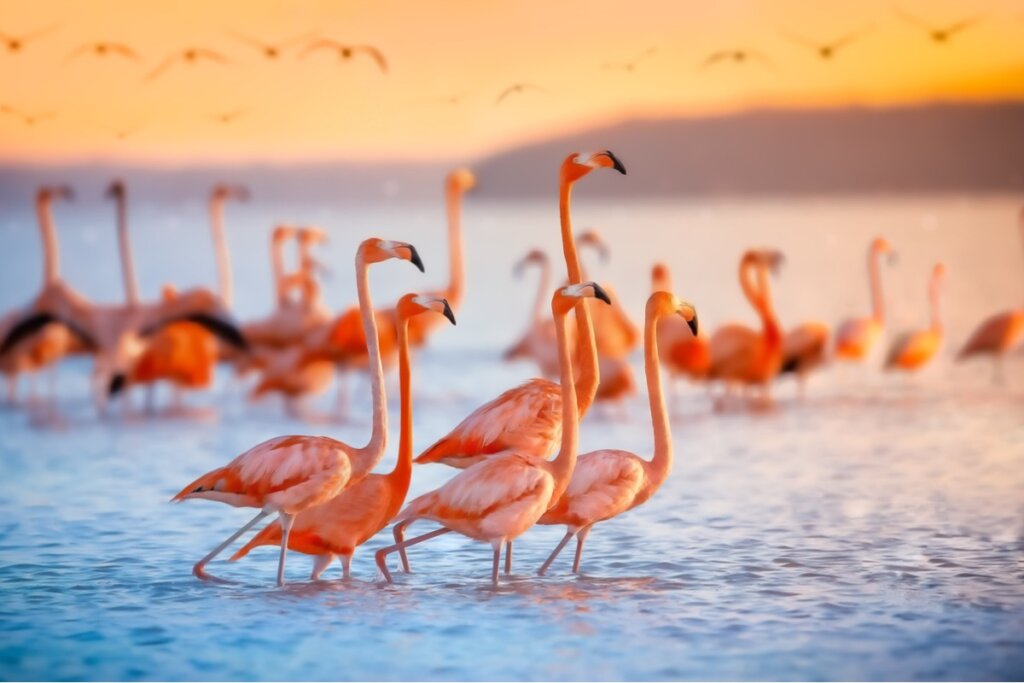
left=229, top=294, right=455, bottom=578
left=885, top=263, right=947, bottom=373
left=172, top=238, right=424, bottom=586
left=538, top=291, right=697, bottom=574
left=502, top=248, right=563, bottom=379
left=375, top=282, right=611, bottom=585
left=835, top=237, right=897, bottom=363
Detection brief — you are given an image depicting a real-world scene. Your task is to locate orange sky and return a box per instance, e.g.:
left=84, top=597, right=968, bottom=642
left=2, top=0, right=1023, bottom=164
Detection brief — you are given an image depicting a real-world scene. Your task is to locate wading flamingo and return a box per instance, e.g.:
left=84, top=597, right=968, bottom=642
left=502, top=248, right=571, bottom=379
left=777, top=256, right=831, bottom=398
left=172, top=237, right=424, bottom=586
left=651, top=263, right=709, bottom=384
left=707, top=249, right=784, bottom=409
left=230, top=294, right=455, bottom=578
left=414, top=150, right=626, bottom=470
left=885, top=263, right=947, bottom=373
left=538, top=291, right=698, bottom=575
left=956, top=213, right=1024, bottom=383
left=376, top=282, right=611, bottom=585
left=835, top=237, right=897, bottom=362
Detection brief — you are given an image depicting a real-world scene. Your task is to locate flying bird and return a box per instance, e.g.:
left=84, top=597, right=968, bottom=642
left=895, top=8, right=983, bottom=43
left=495, top=83, right=549, bottom=105
left=299, top=40, right=387, bottom=73
left=100, top=119, right=146, bottom=141
left=780, top=26, right=872, bottom=60
left=1, top=23, right=59, bottom=53
left=602, top=47, right=657, bottom=72
left=227, top=30, right=314, bottom=59
left=0, top=105, right=56, bottom=126
left=210, top=108, right=246, bottom=125
left=65, top=41, right=140, bottom=63
left=701, top=49, right=772, bottom=68
left=146, top=47, right=229, bottom=81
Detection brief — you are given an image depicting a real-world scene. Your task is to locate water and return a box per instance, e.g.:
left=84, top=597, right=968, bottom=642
left=1, top=195, right=1023, bottom=680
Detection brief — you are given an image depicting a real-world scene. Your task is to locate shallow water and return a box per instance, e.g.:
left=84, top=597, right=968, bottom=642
left=1, top=195, right=1023, bottom=680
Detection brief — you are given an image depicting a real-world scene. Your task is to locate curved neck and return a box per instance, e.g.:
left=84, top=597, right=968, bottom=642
left=389, top=315, right=413, bottom=492
left=35, top=195, right=60, bottom=287
left=929, top=277, right=943, bottom=332
left=445, top=184, right=465, bottom=307
left=559, top=177, right=598, bottom=413
left=114, top=193, right=140, bottom=307
left=738, top=256, right=762, bottom=313
left=644, top=305, right=672, bottom=483
left=355, top=254, right=387, bottom=467
left=549, top=305, right=580, bottom=502
left=868, top=247, right=884, bottom=323
left=209, top=196, right=233, bottom=307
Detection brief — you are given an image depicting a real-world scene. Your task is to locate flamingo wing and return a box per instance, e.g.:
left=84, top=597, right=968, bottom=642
left=958, top=310, right=1024, bottom=358
left=542, top=449, right=646, bottom=526
left=415, top=378, right=561, bottom=467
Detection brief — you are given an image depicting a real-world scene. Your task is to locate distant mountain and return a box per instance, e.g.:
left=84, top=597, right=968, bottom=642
left=1, top=102, right=1021, bottom=202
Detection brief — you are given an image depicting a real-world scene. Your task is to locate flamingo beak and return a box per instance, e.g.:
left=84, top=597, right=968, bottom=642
left=406, top=244, right=425, bottom=272
left=441, top=299, right=456, bottom=326
left=590, top=282, right=612, bottom=305
left=109, top=373, right=126, bottom=396
left=687, top=313, right=699, bottom=337
left=602, top=150, right=627, bottom=175
left=887, top=251, right=899, bottom=266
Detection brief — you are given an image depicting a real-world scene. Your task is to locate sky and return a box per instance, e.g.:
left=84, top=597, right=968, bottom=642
left=1, top=0, right=1023, bottom=164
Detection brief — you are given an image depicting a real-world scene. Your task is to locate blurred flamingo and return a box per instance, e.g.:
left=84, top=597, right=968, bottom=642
left=172, top=237, right=424, bottom=586
left=956, top=212, right=1024, bottom=382
left=229, top=294, right=455, bottom=579
left=835, top=237, right=897, bottom=363
left=538, top=291, right=697, bottom=575
left=503, top=248, right=562, bottom=378
left=885, top=263, right=947, bottom=373
left=650, top=263, right=710, bottom=401
left=777, top=257, right=831, bottom=398
left=376, top=282, right=610, bottom=584
left=707, top=249, right=785, bottom=410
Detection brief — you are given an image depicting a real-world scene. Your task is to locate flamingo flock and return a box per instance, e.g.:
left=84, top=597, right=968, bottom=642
left=1, top=150, right=1021, bottom=588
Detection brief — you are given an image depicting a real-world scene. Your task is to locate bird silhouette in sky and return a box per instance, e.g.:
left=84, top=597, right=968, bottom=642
left=227, top=31, right=315, bottom=60
left=147, top=47, right=229, bottom=81
left=65, top=41, right=140, bottom=63
left=1, top=23, right=59, bottom=53
left=210, top=108, right=246, bottom=125
left=700, top=49, right=772, bottom=68
left=895, top=7, right=983, bottom=43
left=780, top=26, right=873, bottom=60
left=299, top=40, right=388, bottom=73
left=101, top=119, right=146, bottom=141
left=495, top=83, right=549, bottom=105
left=602, top=47, right=657, bottom=72
left=1, top=105, right=57, bottom=126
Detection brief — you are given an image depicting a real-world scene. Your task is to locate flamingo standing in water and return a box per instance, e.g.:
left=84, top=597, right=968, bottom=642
left=835, top=237, right=897, bottom=363
left=777, top=257, right=831, bottom=398
left=503, top=248, right=563, bottom=378
left=376, top=282, right=611, bottom=585
left=957, top=213, right=1024, bottom=383
left=538, top=291, right=698, bottom=575
left=707, top=249, right=785, bottom=409
left=229, top=294, right=456, bottom=578
left=650, top=263, right=710, bottom=402
left=885, top=263, right=947, bottom=373
left=172, top=237, right=424, bottom=586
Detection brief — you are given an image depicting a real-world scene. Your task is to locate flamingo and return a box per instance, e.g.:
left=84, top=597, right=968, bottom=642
left=538, top=291, right=698, bottom=575
left=885, top=263, right=947, bottom=373
left=956, top=212, right=1024, bottom=382
left=502, top=248, right=562, bottom=378
left=375, top=282, right=611, bottom=585
left=172, top=237, right=424, bottom=586
left=776, top=258, right=831, bottom=398
left=650, top=263, right=710, bottom=394
left=229, top=294, right=455, bottom=579
left=835, top=237, right=897, bottom=363
left=707, top=249, right=784, bottom=409
left=414, top=150, right=626, bottom=470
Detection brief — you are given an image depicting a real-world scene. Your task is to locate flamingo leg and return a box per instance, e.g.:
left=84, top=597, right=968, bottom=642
left=491, top=541, right=503, bottom=585
left=376, top=527, right=451, bottom=583
left=193, top=509, right=270, bottom=581
left=504, top=541, right=513, bottom=575
left=537, top=529, right=574, bottom=576
left=276, top=512, right=294, bottom=586
left=393, top=520, right=412, bottom=573
left=340, top=553, right=352, bottom=579
left=310, top=553, right=333, bottom=580
left=572, top=525, right=593, bottom=573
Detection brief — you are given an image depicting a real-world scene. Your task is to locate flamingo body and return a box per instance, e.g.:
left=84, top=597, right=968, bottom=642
left=885, top=329, right=942, bottom=371
left=539, top=449, right=646, bottom=529
left=834, top=317, right=882, bottom=361
left=958, top=309, right=1024, bottom=359
left=781, top=321, right=830, bottom=374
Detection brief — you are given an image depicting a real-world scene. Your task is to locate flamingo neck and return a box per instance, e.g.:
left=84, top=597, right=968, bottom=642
left=115, top=193, right=140, bottom=307
left=388, top=315, right=413, bottom=496
left=35, top=195, right=60, bottom=287
left=445, top=184, right=465, bottom=308
left=354, top=255, right=387, bottom=475
left=741, top=257, right=780, bottom=346
left=209, top=197, right=233, bottom=308
left=531, top=258, right=551, bottom=325
left=644, top=304, right=672, bottom=485
left=549, top=305, right=580, bottom=502
left=868, top=247, right=884, bottom=324
left=559, top=177, right=598, bottom=414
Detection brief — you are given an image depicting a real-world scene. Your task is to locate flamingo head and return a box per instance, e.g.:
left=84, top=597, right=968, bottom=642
left=213, top=184, right=250, bottom=202
left=651, top=262, right=672, bottom=292
left=649, top=291, right=698, bottom=336
left=753, top=249, right=785, bottom=276
left=38, top=185, right=75, bottom=203
left=576, top=229, right=610, bottom=263
left=561, top=150, right=627, bottom=183
left=447, top=168, right=477, bottom=193
left=931, top=262, right=947, bottom=288
left=360, top=237, right=424, bottom=272
left=161, top=284, right=178, bottom=302
left=871, top=236, right=898, bottom=264
left=552, top=281, right=612, bottom=315
left=397, top=293, right=456, bottom=326
left=513, top=248, right=548, bottom=276
left=272, top=224, right=297, bottom=243
left=298, top=225, right=329, bottom=246
left=105, top=179, right=126, bottom=200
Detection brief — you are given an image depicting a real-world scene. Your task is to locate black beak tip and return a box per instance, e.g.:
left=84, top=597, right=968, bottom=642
left=442, top=300, right=456, bottom=326
left=688, top=315, right=699, bottom=337
left=109, top=374, right=126, bottom=396
left=606, top=150, right=627, bottom=175
left=407, top=245, right=425, bottom=273
left=592, top=282, right=612, bottom=305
